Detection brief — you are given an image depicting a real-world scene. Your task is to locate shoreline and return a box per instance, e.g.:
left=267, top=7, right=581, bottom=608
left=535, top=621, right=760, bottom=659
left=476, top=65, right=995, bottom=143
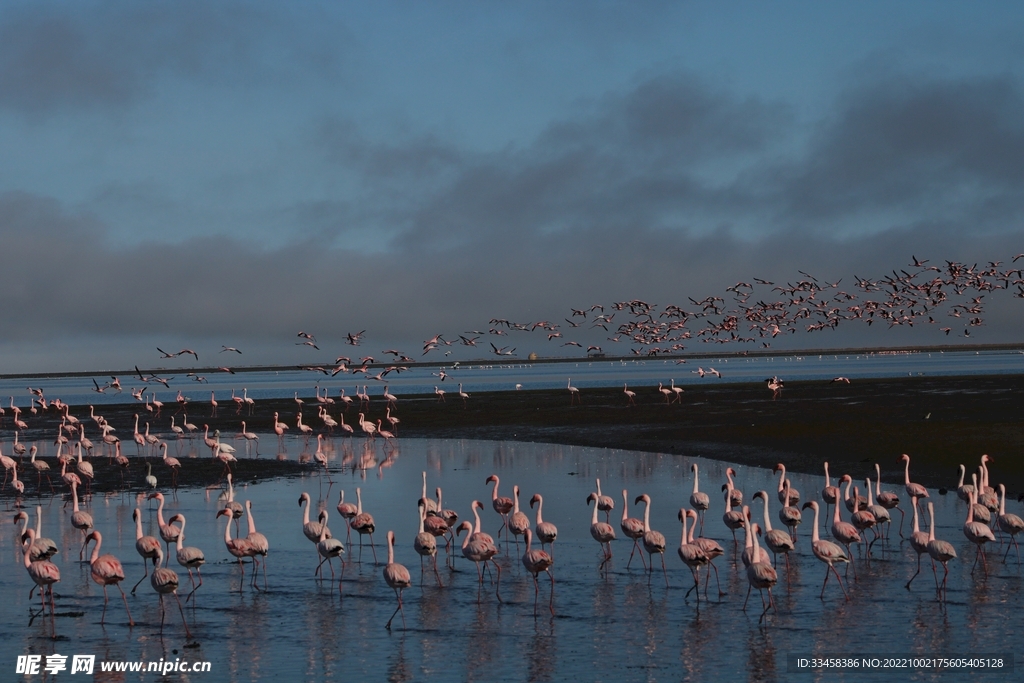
left=4, top=372, right=1023, bottom=497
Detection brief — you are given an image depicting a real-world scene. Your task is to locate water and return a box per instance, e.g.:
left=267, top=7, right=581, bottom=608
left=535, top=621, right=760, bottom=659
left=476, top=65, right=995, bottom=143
left=1, top=438, right=1020, bottom=681
left=4, top=348, right=1024, bottom=409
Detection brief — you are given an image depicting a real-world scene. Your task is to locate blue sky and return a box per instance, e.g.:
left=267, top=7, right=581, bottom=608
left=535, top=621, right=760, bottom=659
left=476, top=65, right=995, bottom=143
left=2, top=2, right=1024, bottom=372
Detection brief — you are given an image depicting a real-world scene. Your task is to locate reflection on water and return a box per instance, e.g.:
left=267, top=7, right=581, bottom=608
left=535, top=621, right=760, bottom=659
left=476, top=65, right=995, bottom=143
left=0, top=438, right=1020, bottom=681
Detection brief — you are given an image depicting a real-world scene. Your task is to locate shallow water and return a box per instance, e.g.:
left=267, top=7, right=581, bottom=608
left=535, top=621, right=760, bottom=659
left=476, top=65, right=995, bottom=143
left=4, top=348, right=1024, bottom=408
left=1, top=439, right=1020, bottom=681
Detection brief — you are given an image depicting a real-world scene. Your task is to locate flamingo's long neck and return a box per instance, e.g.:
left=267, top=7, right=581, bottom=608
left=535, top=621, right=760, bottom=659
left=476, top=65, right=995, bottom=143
left=356, top=488, right=363, bottom=515
left=688, top=513, right=698, bottom=543
left=135, top=509, right=144, bottom=540
left=90, top=533, right=102, bottom=563
left=591, top=498, right=599, bottom=526
left=302, top=495, right=311, bottom=525
left=777, top=466, right=786, bottom=492
left=387, top=533, right=395, bottom=564
left=957, top=465, right=965, bottom=488
left=967, top=477, right=977, bottom=524
left=246, top=505, right=256, bottom=536
left=904, top=457, right=911, bottom=485
left=865, top=479, right=874, bottom=506
left=72, top=483, right=80, bottom=512
left=621, top=491, right=629, bottom=522
left=928, top=504, right=936, bottom=542
left=418, top=506, right=425, bottom=534
left=224, top=513, right=234, bottom=543
left=833, top=496, right=842, bottom=525
left=999, top=486, right=1006, bottom=515
left=680, top=510, right=689, bottom=548
left=809, top=505, right=820, bottom=543
left=536, top=496, right=544, bottom=524
left=643, top=498, right=651, bottom=532
left=491, top=477, right=500, bottom=501
left=473, top=504, right=483, bottom=534
left=911, top=498, right=920, bottom=533
left=513, top=487, right=521, bottom=514
left=824, top=462, right=831, bottom=487
left=844, top=478, right=852, bottom=502
left=761, top=494, right=773, bottom=532
left=692, top=467, right=699, bottom=494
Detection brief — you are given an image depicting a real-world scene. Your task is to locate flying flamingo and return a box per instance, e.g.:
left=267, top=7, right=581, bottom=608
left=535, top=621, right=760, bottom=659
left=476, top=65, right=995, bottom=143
left=619, top=489, right=647, bottom=569
left=130, top=507, right=161, bottom=594
left=742, top=507, right=778, bottom=623
left=926, top=502, right=957, bottom=602
left=753, top=490, right=795, bottom=572
left=774, top=464, right=800, bottom=505
left=635, top=493, right=669, bottom=587
left=350, top=487, right=378, bottom=563
left=689, top=464, right=710, bottom=533
left=676, top=508, right=710, bottom=601
left=486, top=474, right=514, bottom=541
left=22, top=529, right=60, bottom=635
left=414, top=501, right=442, bottom=587
left=801, top=501, right=850, bottom=600
left=85, top=531, right=134, bottom=626
left=383, top=531, right=412, bottom=630
left=587, top=492, right=616, bottom=570
left=963, top=475, right=996, bottom=575
left=530, top=493, right=558, bottom=556
left=904, top=496, right=930, bottom=590
left=168, top=514, right=206, bottom=603
left=997, top=484, right=1024, bottom=565
left=522, top=528, right=555, bottom=615
left=149, top=547, right=192, bottom=639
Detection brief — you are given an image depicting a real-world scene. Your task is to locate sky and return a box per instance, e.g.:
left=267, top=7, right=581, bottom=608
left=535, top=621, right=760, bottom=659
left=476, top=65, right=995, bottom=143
left=2, top=1, right=1024, bottom=373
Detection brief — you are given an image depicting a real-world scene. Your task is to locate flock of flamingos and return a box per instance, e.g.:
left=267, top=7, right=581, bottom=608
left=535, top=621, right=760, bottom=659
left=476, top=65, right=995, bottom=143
left=2, top=381, right=1023, bottom=642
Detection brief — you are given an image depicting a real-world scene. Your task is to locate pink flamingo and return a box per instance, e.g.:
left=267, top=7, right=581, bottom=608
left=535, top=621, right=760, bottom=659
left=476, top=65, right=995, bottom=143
left=620, top=489, right=647, bottom=569
left=725, top=467, right=743, bottom=507
left=486, top=474, right=514, bottom=541
left=210, top=392, right=218, bottom=417
left=587, top=492, right=616, bottom=570
left=383, top=531, right=412, bottom=630
left=594, top=478, right=614, bottom=522
left=623, top=383, right=636, bottom=406
left=927, top=502, right=956, bottom=601
left=900, top=454, right=929, bottom=513
left=690, top=464, right=710, bottom=534
left=802, top=501, right=850, bottom=600
left=874, top=463, right=903, bottom=537
left=904, top=496, right=930, bottom=589
left=69, top=480, right=94, bottom=559
left=753, top=490, right=795, bottom=572
left=774, top=463, right=800, bottom=505
left=998, top=483, right=1024, bottom=564
left=159, top=442, right=181, bottom=488
left=168, top=514, right=206, bottom=602
left=508, top=485, right=531, bottom=552
left=414, top=502, right=442, bottom=587
left=830, top=489, right=862, bottom=577
left=964, top=474, right=996, bottom=575
left=522, top=528, right=555, bottom=615
left=676, top=508, right=710, bottom=601
left=722, top=482, right=746, bottom=542
left=530, top=493, right=558, bottom=555
left=244, top=500, right=270, bottom=590
left=22, top=529, right=60, bottom=635
left=315, top=510, right=345, bottom=582
left=635, top=494, right=668, bottom=586
left=85, top=531, right=134, bottom=626
left=742, top=507, right=778, bottom=623
left=337, top=490, right=358, bottom=545
left=130, top=507, right=161, bottom=594
left=456, top=520, right=502, bottom=602
left=217, top=507, right=255, bottom=592
left=687, top=510, right=726, bottom=597
left=350, top=487, right=378, bottom=563
left=149, top=547, right=192, bottom=638
left=567, top=378, right=580, bottom=405
left=149, top=492, right=181, bottom=557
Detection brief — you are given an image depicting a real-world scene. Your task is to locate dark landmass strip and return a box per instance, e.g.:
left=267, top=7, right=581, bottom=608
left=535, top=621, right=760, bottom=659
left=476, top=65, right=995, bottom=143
left=4, top=374, right=1023, bottom=496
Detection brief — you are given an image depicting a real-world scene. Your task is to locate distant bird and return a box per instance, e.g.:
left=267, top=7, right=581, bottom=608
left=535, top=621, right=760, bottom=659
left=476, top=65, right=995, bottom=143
left=567, top=378, right=580, bottom=405
left=830, top=377, right=851, bottom=384
left=221, top=346, right=242, bottom=353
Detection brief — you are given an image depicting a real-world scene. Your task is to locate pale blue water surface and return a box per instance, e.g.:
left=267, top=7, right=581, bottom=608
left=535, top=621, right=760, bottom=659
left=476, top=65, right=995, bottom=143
left=0, top=438, right=1020, bottom=681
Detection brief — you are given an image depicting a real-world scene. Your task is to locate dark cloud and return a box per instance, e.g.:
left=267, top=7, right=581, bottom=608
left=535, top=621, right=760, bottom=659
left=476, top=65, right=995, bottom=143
left=0, top=2, right=345, bottom=113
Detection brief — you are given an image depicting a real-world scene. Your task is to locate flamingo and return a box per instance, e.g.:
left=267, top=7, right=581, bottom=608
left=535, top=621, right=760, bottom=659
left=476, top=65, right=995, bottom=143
left=774, top=463, right=800, bottom=505
left=722, top=483, right=746, bottom=542
left=238, top=421, right=259, bottom=454
left=144, top=462, right=158, bottom=490
left=159, top=442, right=181, bottom=488
left=457, top=383, right=469, bottom=407
left=821, top=462, right=840, bottom=524
left=350, top=487, right=378, bottom=564
left=455, top=520, right=502, bottom=602
left=530, top=493, right=558, bottom=555
left=830, top=489, right=862, bottom=577
left=85, top=531, right=134, bottom=626
left=842, top=474, right=866, bottom=513
left=901, top=454, right=929, bottom=513
left=244, top=500, right=270, bottom=590
left=151, top=393, right=164, bottom=416
left=376, top=420, right=396, bottom=445
left=850, top=485, right=877, bottom=556
left=522, top=528, right=555, bottom=615
left=486, top=474, right=513, bottom=540
left=676, top=508, right=709, bottom=601
left=165, top=514, right=206, bottom=603
left=689, top=463, right=710, bottom=533
left=595, top=478, right=614, bottom=522
left=413, top=502, right=442, bottom=587
left=22, top=529, right=60, bottom=635
left=358, top=413, right=377, bottom=440
left=133, top=414, right=146, bottom=454
left=956, top=464, right=975, bottom=502
left=904, top=496, right=930, bottom=589
left=657, top=382, right=672, bottom=403
left=298, top=491, right=331, bottom=545
left=926, top=502, right=957, bottom=602
left=670, top=378, right=684, bottom=403
left=30, top=446, right=54, bottom=492
left=619, top=489, right=647, bottom=569
left=865, top=477, right=891, bottom=542
left=874, top=463, right=903, bottom=538
left=273, top=412, right=288, bottom=442
left=242, top=387, right=255, bottom=414
left=182, top=411, right=198, bottom=435
left=148, top=492, right=181, bottom=556
left=149, top=547, right=192, bottom=638
left=587, top=492, right=616, bottom=570
left=336, top=490, right=358, bottom=545
left=753, top=490, right=795, bottom=572
left=778, top=479, right=803, bottom=541
left=314, top=510, right=345, bottom=582
left=997, top=483, right=1024, bottom=565
left=567, top=378, right=580, bottom=405
left=724, top=467, right=743, bottom=507
left=338, top=413, right=355, bottom=436
left=170, top=416, right=184, bottom=439
left=964, top=475, right=996, bottom=575
left=217, top=507, right=255, bottom=592
left=383, top=531, right=412, bottom=630
left=130, top=507, right=161, bottom=594
left=16, top=509, right=57, bottom=561
left=623, top=383, right=636, bottom=406
left=801, top=501, right=850, bottom=600
left=210, top=392, right=218, bottom=417
left=69, top=479, right=94, bottom=559
left=508, top=485, right=531, bottom=551
left=742, top=507, right=778, bottom=623
left=313, top=434, right=333, bottom=483
left=635, top=493, right=669, bottom=587
left=144, top=422, right=159, bottom=449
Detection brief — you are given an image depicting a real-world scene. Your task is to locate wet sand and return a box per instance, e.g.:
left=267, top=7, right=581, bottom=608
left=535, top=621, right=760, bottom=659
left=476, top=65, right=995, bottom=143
left=8, top=373, right=1024, bottom=495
